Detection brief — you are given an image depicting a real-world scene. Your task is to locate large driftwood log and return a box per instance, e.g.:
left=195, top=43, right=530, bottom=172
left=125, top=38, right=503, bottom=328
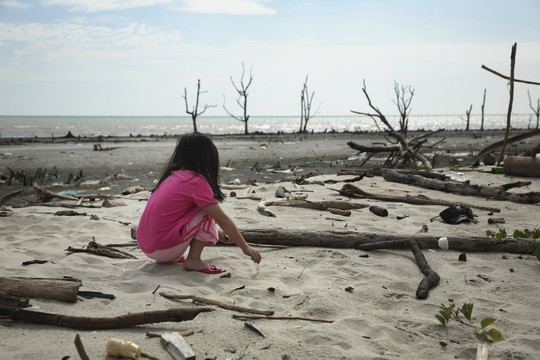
left=335, top=183, right=501, bottom=213
left=0, top=306, right=212, bottom=330
left=240, top=229, right=537, bottom=254
left=128, top=226, right=537, bottom=254
left=0, top=277, right=82, bottom=303
left=381, top=169, right=540, bottom=204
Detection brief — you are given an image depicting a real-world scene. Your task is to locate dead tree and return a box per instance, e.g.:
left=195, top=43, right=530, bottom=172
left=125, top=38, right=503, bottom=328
left=224, top=63, right=253, bottom=135
left=183, top=79, right=216, bottom=133
left=299, top=75, right=317, bottom=133
left=527, top=90, right=540, bottom=129
left=394, top=82, right=414, bottom=138
left=480, top=89, right=487, bottom=130
left=461, top=104, right=473, bottom=131
left=349, top=80, right=438, bottom=169
left=481, top=42, right=540, bottom=165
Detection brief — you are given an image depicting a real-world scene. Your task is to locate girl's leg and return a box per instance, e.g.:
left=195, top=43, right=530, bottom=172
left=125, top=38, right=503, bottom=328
left=182, top=239, right=210, bottom=271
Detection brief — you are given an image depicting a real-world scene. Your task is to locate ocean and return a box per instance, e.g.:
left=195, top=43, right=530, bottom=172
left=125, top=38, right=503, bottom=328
left=0, top=114, right=535, bottom=138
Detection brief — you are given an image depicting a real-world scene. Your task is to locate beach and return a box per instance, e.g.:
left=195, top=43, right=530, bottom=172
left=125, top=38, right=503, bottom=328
left=1, top=130, right=540, bottom=359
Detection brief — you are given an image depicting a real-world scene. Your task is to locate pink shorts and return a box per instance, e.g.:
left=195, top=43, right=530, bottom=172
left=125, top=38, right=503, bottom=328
left=141, top=208, right=218, bottom=263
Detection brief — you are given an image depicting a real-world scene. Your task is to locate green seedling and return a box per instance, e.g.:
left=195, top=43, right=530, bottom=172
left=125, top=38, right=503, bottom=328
left=435, top=302, right=504, bottom=342
left=485, top=228, right=507, bottom=242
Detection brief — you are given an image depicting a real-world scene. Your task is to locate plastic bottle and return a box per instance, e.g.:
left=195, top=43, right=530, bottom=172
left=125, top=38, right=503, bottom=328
left=106, top=338, right=142, bottom=359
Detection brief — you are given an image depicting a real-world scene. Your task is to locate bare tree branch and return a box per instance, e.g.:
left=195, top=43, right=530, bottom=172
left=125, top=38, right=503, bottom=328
left=183, top=79, right=216, bottom=132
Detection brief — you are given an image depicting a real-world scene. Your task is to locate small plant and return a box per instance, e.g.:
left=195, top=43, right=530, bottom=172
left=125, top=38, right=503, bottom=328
left=512, top=226, right=540, bottom=239
left=485, top=228, right=507, bottom=242
left=436, top=302, right=505, bottom=342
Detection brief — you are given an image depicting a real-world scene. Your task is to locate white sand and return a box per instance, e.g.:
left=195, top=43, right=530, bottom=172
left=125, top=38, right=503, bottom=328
left=1, top=167, right=540, bottom=359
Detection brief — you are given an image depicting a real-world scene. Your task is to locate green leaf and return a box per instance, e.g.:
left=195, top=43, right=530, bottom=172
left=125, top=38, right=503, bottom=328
left=536, top=246, right=540, bottom=262
left=486, top=230, right=494, bottom=238
left=480, top=317, right=497, bottom=328
left=435, top=314, right=448, bottom=326
left=485, top=328, right=505, bottom=342
left=459, top=303, right=474, bottom=321
left=513, top=229, right=524, bottom=239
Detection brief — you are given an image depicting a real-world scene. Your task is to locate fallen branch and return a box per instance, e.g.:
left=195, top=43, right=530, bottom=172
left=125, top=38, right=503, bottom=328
left=240, top=229, right=537, bottom=254
left=334, top=183, right=501, bottom=213
left=382, top=169, right=540, bottom=204
left=74, top=334, right=90, bottom=360
left=472, top=129, right=540, bottom=166
left=160, top=292, right=274, bottom=316
left=65, top=239, right=138, bottom=259
left=232, top=314, right=334, bottom=323
left=129, top=226, right=537, bottom=254
left=0, top=306, right=212, bottom=330
left=356, top=239, right=440, bottom=299
left=257, top=198, right=368, bottom=217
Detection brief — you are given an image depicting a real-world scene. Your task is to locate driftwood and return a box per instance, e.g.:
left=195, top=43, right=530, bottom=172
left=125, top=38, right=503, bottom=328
left=0, top=291, right=30, bottom=308
left=160, top=292, right=274, bottom=316
left=128, top=226, right=537, bottom=254
left=382, top=169, right=540, bottom=204
left=335, top=183, right=501, bottom=213
left=240, top=229, right=537, bottom=254
left=257, top=198, right=368, bottom=217
left=472, top=129, right=540, bottom=166
left=0, top=306, right=212, bottom=330
left=0, top=277, right=82, bottom=303
left=74, top=334, right=90, bottom=360
left=232, top=314, right=334, bottom=323
left=357, top=239, right=440, bottom=299
left=65, top=239, right=138, bottom=259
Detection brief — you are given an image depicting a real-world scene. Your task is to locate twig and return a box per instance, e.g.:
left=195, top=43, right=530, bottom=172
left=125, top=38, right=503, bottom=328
left=74, top=334, right=90, bottom=360
left=232, top=314, right=334, bottom=323
left=160, top=292, right=274, bottom=316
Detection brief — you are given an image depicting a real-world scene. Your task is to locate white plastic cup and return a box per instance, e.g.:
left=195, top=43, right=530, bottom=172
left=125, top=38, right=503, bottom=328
left=438, top=237, right=449, bottom=250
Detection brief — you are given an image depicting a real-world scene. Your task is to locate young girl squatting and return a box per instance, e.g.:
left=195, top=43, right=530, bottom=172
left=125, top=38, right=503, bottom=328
left=136, top=133, right=262, bottom=274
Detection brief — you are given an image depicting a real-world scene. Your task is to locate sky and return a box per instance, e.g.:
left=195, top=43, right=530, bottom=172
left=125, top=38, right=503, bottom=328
left=0, top=0, right=539, bottom=117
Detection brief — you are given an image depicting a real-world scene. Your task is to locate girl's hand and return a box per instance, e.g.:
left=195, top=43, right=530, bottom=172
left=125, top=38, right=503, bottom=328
left=218, top=230, right=233, bottom=244
left=243, top=246, right=262, bottom=264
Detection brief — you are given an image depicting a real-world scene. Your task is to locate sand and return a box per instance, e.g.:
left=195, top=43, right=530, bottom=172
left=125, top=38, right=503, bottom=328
left=1, top=131, right=540, bottom=359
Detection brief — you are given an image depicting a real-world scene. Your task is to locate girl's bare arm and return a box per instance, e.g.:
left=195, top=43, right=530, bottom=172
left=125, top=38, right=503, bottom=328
left=204, top=203, right=261, bottom=263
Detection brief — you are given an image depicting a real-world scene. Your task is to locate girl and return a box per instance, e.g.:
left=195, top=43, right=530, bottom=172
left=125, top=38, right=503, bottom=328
left=137, top=132, right=261, bottom=274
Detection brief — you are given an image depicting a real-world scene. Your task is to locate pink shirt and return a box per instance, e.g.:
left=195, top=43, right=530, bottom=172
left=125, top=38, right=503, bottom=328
left=136, top=170, right=218, bottom=250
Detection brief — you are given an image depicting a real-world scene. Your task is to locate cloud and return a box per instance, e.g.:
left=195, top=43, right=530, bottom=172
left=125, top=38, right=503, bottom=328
left=180, top=0, right=276, bottom=15
left=1, top=0, right=33, bottom=10
left=40, top=0, right=173, bottom=12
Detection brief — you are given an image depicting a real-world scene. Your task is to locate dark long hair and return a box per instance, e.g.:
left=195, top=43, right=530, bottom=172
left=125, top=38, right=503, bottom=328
left=154, top=133, right=225, bottom=202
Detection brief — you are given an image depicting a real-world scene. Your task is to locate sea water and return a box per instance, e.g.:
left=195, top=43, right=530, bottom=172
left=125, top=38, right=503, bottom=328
left=0, top=114, right=535, bottom=138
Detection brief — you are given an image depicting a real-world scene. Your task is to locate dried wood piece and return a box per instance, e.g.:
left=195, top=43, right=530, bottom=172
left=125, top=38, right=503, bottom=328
left=0, top=306, right=212, bottom=329
left=356, top=239, right=439, bottom=299
left=0, top=277, right=82, bottom=303
left=74, top=334, right=90, bottom=360
left=160, top=292, right=274, bottom=316
left=473, top=129, right=540, bottom=166
left=0, top=291, right=30, bottom=308
left=258, top=198, right=368, bottom=217
left=382, top=169, right=540, bottom=204
left=232, top=314, right=333, bottom=323
left=335, top=183, right=501, bottom=213
left=66, top=239, right=138, bottom=259
left=240, top=229, right=537, bottom=254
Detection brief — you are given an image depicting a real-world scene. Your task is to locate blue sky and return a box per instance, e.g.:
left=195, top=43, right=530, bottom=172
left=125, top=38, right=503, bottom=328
left=1, top=0, right=539, bottom=117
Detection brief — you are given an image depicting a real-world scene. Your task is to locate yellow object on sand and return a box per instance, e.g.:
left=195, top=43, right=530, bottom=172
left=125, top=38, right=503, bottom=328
left=106, top=338, right=142, bottom=359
